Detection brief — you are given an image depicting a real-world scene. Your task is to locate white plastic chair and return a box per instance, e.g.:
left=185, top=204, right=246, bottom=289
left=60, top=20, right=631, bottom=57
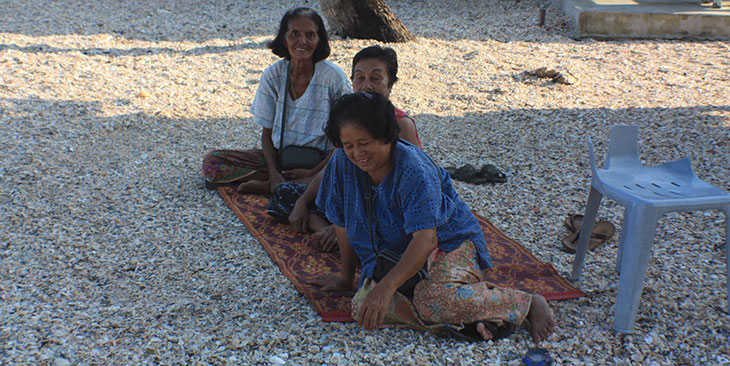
left=571, top=125, right=730, bottom=333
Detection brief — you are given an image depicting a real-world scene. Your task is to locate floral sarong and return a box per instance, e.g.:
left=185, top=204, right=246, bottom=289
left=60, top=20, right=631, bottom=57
left=201, top=149, right=266, bottom=184
left=351, top=240, right=532, bottom=335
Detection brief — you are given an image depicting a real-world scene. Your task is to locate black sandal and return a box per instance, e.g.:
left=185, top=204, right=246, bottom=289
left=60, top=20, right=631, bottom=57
left=480, top=164, right=507, bottom=183
left=442, top=321, right=514, bottom=342
left=445, top=164, right=489, bottom=184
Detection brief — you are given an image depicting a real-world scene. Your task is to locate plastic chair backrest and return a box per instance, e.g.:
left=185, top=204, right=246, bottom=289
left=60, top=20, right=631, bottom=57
left=605, top=125, right=642, bottom=170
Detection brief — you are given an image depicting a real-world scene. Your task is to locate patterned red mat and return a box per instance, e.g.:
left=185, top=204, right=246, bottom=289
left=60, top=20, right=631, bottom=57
left=218, top=187, right=584, bottom=322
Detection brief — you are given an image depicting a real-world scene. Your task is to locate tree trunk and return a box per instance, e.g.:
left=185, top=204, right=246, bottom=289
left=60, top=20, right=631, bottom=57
left=318, top=0, right=414, bottom=43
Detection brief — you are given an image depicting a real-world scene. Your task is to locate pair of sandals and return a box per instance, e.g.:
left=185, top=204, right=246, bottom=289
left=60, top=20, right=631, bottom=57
left=561, top=214, right=616, bottom=253
left=445, top=164, right=507, bottom=184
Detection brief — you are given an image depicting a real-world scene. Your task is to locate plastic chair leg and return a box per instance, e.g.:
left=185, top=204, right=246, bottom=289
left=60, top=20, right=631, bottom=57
left=615, top=207, right=637, bottom=274
left=571, top=186, right=603, bottom=280
left=613, top=206, right=659, bottom=333
left=725, top=207, right=730, bottom=313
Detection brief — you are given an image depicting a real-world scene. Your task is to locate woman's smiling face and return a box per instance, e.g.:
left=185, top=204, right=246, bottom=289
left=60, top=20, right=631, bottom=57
left=285, top=16, right=319, bottom=61
left=339, top=122, right=393, bottom=182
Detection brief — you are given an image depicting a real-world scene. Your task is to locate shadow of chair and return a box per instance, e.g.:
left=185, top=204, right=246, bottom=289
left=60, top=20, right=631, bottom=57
left=570, top=125, right=730, bottom=333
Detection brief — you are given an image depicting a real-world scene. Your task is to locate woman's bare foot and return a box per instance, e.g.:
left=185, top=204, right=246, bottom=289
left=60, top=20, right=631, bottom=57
left=237, top=179, right=270, bottom=194
left=527, top=294, right=555, bottom=342
left=475, top=322, right=494, bottom=341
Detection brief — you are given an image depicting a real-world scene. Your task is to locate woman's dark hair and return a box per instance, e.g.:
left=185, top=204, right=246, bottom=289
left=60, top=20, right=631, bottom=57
left=267, top=7, right=331, bottom=62
left=352, top=45, right=398, bottom=87
left=325, top=92, right=400, bottom=148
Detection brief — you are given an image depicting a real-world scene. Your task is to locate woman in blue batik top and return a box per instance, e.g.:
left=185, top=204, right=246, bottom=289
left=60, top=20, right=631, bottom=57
left=314, top=92, right=555, bottom=343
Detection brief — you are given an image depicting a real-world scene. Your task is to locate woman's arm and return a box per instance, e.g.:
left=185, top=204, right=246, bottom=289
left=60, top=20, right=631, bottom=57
left=356, top=228, right=438, bottom=330
left=261, top=128, right=285, bottom=191
left=396, top=116, right=419, bottom=147
left=334, top=225, right=357, bottom=287
left=288, top=169, right=324, bottom=232
left=287, top=148, right=335, bottom=228
left=314, top=225, right=357, bottom=291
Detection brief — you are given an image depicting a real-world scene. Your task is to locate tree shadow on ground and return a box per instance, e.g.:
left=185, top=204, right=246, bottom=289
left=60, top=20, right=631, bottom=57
left=2, top=96, right=728, bottom=364
left=3, top=97, right=727, bottom=211
left=3, top=97, right=727, bottom=201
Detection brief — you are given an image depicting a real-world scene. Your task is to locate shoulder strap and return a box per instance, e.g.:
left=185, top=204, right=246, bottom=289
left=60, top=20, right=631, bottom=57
left=277, top=65, right=290, bottom=164
left=359, top=169, right=377, bottom=254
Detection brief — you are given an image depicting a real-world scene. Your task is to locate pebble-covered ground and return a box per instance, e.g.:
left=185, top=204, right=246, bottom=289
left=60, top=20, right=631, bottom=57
left=1, top=0, right=729, bottom=364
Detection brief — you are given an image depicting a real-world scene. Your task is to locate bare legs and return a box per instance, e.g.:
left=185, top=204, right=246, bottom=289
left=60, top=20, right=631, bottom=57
left=237, top=179, right=270, bottom=193
left=475, top=294, right=554, bottom=342
left=526, top=294, right=555, bottom=342
left=476, top=322, right=494, bottom=341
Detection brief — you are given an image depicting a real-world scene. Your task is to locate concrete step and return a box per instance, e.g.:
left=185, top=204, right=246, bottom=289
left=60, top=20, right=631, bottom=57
left=551, top=0, right=730, bottom=39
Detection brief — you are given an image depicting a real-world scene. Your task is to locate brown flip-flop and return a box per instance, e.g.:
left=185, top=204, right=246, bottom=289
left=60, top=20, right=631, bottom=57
left=563, top=214, right=584, bottom=233
left=562, top=220, right=616, bottom=253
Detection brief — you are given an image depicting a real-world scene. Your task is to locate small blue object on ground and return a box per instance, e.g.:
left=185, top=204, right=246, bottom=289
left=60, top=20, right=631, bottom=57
left=522, top=348, right=552, bottom=366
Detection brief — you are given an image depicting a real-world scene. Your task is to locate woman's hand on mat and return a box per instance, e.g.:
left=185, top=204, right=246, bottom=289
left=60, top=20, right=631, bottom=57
left=288, top=200, right=309, bottom=233
left=311, top=274, right=354, bottom=292
left=312, top=226, right=337, bottom=252
left=356, top=283, right=394, bottom=330
left=282, top=168, right=314, bottom=180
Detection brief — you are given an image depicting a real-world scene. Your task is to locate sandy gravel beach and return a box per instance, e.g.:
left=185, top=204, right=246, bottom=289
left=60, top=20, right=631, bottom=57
left=1, top=0, right=729, bottom=364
